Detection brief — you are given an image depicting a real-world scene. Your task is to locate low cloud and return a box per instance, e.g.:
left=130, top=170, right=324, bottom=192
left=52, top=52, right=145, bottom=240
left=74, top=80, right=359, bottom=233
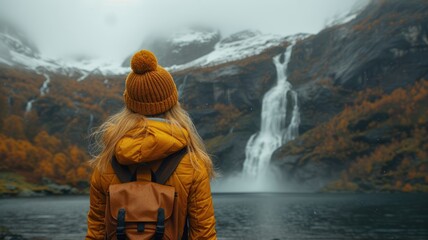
left=0, top=0, right=366, bottom=64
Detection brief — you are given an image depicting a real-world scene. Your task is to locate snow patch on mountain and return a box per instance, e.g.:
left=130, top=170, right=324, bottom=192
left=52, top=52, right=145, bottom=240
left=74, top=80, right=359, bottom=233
left=170, top=30, right=219, bottom=49
left=0, top=22, right=128, bottom=78
left=2, top=46, right=129, bottom=78
left=0, top=32, right=37, bottom=57
left=168, top=31, right=309, bottom=72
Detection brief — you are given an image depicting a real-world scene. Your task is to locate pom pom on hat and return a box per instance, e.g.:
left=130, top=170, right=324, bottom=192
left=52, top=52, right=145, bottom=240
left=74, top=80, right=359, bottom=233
left=130, top=50, right=158, bottom=74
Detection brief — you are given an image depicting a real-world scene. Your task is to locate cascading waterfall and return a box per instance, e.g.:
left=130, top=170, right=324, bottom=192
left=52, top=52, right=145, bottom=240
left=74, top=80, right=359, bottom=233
left=87, top=114, right=94, bottom=133
left=242, top=43, right=300, bottom=180
left=24, top=72, right=50, bottom=115
left=178, top=75, right=188, bottom=99
left=25, top=99, right=35, bottom=113
left=40, top=73, right=50, bottom=96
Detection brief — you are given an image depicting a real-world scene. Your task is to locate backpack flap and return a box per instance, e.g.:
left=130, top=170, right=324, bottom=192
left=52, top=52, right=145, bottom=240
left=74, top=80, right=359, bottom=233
left=109, top=181, right=175, bottom=223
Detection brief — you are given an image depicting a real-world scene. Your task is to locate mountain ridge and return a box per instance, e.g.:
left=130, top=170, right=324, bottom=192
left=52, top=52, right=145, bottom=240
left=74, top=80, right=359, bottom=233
left=0, top=0, right=427, bottom=195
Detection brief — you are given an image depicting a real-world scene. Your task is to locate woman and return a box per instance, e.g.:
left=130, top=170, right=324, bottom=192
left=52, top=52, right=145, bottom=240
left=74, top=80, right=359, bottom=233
left=86, top=50, right=217, bottom=240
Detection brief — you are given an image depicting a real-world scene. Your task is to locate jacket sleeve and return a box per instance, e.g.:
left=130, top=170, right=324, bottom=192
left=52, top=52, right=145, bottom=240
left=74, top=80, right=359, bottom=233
left=86, top=169, right=106, bottom=240
left=188, top=167, right=217, bottom=240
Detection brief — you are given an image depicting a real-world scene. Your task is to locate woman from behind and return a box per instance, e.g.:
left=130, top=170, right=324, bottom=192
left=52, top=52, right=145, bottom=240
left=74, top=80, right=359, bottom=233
left=86, top=50, right=217, bottom=240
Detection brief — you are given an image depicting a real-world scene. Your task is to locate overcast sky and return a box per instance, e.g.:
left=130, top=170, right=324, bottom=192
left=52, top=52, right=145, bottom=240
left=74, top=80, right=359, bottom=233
left=0, top=0, right=367, bottom=64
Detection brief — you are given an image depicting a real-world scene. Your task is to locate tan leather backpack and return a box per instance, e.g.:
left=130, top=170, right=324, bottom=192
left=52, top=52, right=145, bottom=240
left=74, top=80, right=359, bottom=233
left=104, top=148, right=188, bottom=240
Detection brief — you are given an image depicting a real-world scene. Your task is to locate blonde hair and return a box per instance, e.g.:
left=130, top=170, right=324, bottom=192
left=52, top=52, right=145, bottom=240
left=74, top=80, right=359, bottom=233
left=89, top=103, right=215, bottom=179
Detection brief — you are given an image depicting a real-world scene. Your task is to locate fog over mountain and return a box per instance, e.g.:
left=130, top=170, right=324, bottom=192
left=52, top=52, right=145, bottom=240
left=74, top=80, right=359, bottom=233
left=1, top=0, right=427, bottom=197
left=0, top=0, right=367, bottom=65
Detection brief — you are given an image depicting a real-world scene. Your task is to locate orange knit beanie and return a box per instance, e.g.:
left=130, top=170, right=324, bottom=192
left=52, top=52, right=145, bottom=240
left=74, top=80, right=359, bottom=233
left=123, top=50, right=178, bottom=116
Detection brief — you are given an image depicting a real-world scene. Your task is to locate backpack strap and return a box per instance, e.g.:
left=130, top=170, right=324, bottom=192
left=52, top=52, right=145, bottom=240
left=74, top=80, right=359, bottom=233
left=154, top=147, right=188, bottom=185
left=111, top=155, right=136, bottom=183
left=111, top=147, right=188, bottom=184
left=181, top=216, right=189, bottom=240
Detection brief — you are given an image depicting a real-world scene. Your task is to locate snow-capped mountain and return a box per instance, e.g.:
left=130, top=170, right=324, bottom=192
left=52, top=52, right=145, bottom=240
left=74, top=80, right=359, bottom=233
left=122, top=27, right=221, bottom=68
left=0, top=22, right=306, bottom=79
left=0, top=20, right=39, bottom=65
left=123, top=28, right=309, bottom=73
left=168, top=30, right=309, bottom=72
left=0, top=21, right=128, bottom=80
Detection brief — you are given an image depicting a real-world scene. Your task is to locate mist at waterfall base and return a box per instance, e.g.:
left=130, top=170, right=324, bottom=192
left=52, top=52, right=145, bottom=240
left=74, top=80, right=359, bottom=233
left=212, top=43, right=302, bottom=193
left=211, top=167, right=304, bottom=193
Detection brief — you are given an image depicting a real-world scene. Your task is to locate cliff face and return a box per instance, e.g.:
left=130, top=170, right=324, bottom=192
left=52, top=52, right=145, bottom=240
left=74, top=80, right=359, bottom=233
left=271, top=0, right=428, bottom=192
left=287, top=0, right=428, bottom=133
left=172, top=42, right=291, bottom=173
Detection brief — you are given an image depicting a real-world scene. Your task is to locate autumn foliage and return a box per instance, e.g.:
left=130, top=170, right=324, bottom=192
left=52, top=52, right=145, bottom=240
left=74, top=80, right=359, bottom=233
left=0, top=65, right=126, bottom=188
left=0, top=130, right=91, bottom=186
left=287, top=79, right=428, bottom=192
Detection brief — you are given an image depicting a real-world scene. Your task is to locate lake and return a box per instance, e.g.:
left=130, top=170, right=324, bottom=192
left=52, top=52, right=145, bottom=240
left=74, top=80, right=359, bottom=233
left=0, top=193, right=427, bottom=240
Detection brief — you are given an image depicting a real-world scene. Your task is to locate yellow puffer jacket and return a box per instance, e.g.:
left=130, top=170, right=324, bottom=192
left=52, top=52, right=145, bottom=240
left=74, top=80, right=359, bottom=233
left=86, top=119, right=217, bottom=240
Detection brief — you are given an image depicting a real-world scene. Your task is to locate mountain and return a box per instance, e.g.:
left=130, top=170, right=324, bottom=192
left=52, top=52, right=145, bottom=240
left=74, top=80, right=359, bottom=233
left=170, top=0, right=428, bottom=191
left=171, top=33, right=308, bottom=173
left=168, top=30, right=305, bottom=71
left=0, top=20, right=129, bottom=195
left=122, top=27, right=221, bottom=67
left=0, top=20, right=39, bottom=64
left=271, top=0, right=428, bottom=192
left=0, top=0, right=427, bottom=195
left=0, top=20, right=129, bottom=85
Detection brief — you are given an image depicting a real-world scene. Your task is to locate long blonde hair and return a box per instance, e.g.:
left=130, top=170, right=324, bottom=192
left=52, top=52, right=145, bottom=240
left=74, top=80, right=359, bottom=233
left=89, top=103, right=215, bottom=179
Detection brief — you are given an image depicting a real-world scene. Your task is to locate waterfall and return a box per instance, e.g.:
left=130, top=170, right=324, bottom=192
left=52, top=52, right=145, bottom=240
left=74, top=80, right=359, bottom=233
left=178, top=75, right=188, bottom=99
left=87, top=114, right=94, bottom=133
left=23, top=72, right=50, bottom=114
left=25, top=99, right=35, bottom=113
left=40, top=73, right=50, bottom=96
left=242, top=43, right=300, bottom=180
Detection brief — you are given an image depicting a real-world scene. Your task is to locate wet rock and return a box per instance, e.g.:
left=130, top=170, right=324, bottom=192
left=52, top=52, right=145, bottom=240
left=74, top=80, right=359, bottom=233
left=348, top=112, right=389, bottom=132
left=46, top=183, right=72, bottom=194
left=17, top=189, right=38, bottom=197
left=0, top=233, right=27, bottom=240
left=272, top=153, right=342, bottom=191
left=5, top=185, right=16, bottom=191
left=351, top=126, right=394, bottom=145
left=206, top=131, right=253, bottom=174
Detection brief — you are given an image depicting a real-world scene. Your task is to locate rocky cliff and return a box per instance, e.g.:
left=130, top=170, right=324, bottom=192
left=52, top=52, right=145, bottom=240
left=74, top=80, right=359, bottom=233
left=173, top=40, right=292, bottom=173
left=271, top=0, right=428, bottom=192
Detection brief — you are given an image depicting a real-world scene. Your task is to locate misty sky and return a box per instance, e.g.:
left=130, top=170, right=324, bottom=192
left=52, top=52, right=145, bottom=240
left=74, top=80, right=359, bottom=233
left=0, top=0, right=366, bottom=64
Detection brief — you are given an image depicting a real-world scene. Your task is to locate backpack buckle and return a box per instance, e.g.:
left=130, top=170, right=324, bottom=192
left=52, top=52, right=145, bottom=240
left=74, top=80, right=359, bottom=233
left=154, top=208, right=165, bottom=240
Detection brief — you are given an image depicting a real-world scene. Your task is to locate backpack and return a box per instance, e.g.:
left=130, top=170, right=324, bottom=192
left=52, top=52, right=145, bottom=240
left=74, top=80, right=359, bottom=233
left=104, top=148, right=188, bottom=240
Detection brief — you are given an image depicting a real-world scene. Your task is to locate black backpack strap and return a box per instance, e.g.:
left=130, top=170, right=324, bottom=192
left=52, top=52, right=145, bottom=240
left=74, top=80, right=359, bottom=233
left=154, top=208, right=165, bottom=240
left=111, top=154, right=136, bottom=183
left=116, top=208, right=126, bottom=240
left=111, top=148, right=187, bottom=184
left=181, top=216, right=189, bottom=240
left=155, top=147, right=188, bottom=185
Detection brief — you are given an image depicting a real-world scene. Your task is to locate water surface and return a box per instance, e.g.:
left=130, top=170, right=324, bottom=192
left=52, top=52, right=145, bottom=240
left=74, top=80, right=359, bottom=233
left=0, top=193, right=427, bottom=240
